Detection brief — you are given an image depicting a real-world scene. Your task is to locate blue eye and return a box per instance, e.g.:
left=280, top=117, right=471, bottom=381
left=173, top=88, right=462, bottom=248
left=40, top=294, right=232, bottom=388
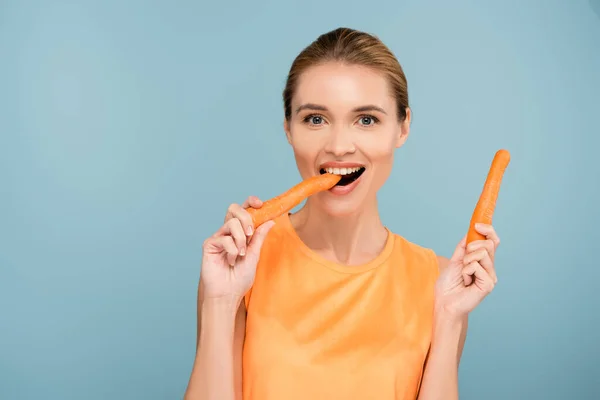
left=358, top=115, right=378, bottom=126
left=303, top=114, right=325, bottom=125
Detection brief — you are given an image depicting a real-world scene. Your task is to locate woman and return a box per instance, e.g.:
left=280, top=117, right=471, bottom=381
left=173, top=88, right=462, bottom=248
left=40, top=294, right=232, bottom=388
left=185, top=27, right=500, bottom=400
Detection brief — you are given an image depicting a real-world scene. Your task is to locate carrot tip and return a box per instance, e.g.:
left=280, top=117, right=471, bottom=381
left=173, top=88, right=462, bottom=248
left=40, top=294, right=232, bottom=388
left=465, top=149, right=510, bottom=244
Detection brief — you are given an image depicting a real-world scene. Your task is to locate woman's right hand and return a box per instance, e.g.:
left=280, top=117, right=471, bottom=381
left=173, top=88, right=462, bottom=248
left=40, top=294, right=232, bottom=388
left=200, top=196, right=275, bottom=299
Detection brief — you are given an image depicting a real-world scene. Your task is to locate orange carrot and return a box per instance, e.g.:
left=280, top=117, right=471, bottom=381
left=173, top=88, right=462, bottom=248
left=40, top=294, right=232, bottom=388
left=466, top=149, right=511, bottom=244
left=246, top=173, right=342, bottom=228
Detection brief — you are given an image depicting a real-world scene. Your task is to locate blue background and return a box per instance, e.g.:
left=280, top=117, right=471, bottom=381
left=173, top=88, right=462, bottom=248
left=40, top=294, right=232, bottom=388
left=1, top=0, right=599, bottom=398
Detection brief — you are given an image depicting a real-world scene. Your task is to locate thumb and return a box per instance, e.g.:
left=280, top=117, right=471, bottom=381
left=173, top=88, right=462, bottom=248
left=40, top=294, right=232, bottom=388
left=246, top=220, right=275, bottom=258
left=449, top=234, right=467, bottom=264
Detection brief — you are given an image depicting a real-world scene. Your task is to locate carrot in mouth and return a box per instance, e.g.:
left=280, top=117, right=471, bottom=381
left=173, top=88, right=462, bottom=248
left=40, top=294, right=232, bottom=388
left=466, top=149, right=511, bottom=244
left=246, top=173, right=342, bottom=228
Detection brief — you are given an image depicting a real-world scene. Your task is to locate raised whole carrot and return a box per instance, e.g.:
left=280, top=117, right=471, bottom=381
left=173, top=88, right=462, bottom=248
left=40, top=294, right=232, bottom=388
left=466, top=149, right=511, bottom=245
left=246, top=173, right=342, bottom=228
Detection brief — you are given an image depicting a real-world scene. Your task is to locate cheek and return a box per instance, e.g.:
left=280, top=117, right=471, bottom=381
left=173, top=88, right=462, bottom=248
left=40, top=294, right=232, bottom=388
left=290, top=134, right=321, bottom=173
left=360, top=133, right=397, bottom=164
left=359, top=135, right=397, bottom=181
left=369, top=144, right=395, bottom=161
left=371, top=150, right=395, bottom=180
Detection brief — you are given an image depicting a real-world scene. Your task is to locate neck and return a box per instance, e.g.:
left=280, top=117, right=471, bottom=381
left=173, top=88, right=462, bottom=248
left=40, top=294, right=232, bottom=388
left=290, top=196, right=389, bottom=266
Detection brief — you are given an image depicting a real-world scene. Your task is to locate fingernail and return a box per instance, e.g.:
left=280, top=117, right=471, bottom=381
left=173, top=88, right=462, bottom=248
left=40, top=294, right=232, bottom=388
left=240, top=248, right=246, bottom=256
left=247, top=226, right=253, bottom=236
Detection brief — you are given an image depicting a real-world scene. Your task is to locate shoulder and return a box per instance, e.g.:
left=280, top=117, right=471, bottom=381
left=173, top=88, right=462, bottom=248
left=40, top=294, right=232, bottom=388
left=252, top=213, right=296, bottom=269
left=244, top=214, right=296, bottom=309
left=258, top=214, right=290, bottom=250
left=389, top=230, right=447, bottom=272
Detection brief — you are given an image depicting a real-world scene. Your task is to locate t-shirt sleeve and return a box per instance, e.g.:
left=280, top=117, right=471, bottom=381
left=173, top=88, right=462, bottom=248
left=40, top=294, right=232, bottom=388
left=427, top=248, right=439, bottom=273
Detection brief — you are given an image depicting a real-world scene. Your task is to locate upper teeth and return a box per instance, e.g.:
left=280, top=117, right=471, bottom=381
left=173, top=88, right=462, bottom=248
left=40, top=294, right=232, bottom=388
left=325, top=167, right=362, bottom=175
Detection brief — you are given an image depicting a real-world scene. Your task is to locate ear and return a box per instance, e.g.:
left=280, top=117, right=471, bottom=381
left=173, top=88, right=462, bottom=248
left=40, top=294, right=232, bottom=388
left=395, top=107, right=411, bottom=148
left=284, top=119, right=292, bottom=145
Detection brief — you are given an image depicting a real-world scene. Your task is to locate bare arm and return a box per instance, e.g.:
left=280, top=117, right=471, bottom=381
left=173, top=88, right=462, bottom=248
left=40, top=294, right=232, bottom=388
left=185, top=195, right=273, bottom=399
left=416, top=256, right=468, bottom=400
left=417, top=311, right=467, bottom=400
left=184, top=280, right=247, bottom=400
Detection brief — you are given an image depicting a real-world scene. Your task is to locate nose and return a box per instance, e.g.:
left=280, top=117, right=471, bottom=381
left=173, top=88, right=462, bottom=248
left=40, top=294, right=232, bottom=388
left=323, top=126, right=356, bottom=157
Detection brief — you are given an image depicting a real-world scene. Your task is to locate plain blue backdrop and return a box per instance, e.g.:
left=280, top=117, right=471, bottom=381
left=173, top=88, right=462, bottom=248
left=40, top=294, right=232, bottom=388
left=1, top=0, right=599, bottom=399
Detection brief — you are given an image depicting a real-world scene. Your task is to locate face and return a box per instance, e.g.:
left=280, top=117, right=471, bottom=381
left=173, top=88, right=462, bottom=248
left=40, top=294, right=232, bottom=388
left=284, top=62, right=411, bottom=216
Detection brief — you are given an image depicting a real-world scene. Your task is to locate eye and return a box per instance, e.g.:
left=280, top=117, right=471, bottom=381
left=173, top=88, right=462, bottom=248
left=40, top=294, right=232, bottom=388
left=357, top=115, right=379, bottom=126
left=303, top=114, right=326, bottom=125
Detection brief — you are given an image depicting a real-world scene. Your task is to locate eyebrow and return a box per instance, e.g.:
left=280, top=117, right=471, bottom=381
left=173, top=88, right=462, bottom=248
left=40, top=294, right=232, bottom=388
left=295, top=103, right=388, bottom=115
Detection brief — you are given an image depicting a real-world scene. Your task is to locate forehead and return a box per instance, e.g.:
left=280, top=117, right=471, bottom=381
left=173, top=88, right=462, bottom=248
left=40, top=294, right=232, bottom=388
left=293, top=62, right=394, bottom=110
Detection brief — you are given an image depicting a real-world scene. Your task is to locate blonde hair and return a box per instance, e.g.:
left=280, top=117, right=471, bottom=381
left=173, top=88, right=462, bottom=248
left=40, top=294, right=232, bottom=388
left=283, top=27, right=409, bottom=122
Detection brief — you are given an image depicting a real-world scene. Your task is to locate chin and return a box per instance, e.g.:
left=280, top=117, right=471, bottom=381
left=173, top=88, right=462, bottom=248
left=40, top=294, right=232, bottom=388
left=317, top=177, right=373, bottom=217
left=319, top=199, right=364, bottom=217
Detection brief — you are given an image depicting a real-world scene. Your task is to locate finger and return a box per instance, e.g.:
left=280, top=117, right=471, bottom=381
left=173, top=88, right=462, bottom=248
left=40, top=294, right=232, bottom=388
left=449, top=234, right=467, bottom=263
left=466, top=239, right=496, bottom=261
left=242, top=195, right=263, bottom=209
left=225, top=203, right=255, bottom=237
left=479, top=252, right=497, bottom=284
left=227, top=218, right=248, bottom=256
left=246, top=220, right=275, bottom=259
left=462, top=261, right=495, bottom=293
left=216, top=218, right=248, bottom=257
left=224, top=203, right=239, bottom=223
left=474, top=223, right=500, bottom=248
left=464, top=247, right=497, bottom=283
left=213, top=236, right=239, bottom=266
left=463, top=246, right=488, bottom=266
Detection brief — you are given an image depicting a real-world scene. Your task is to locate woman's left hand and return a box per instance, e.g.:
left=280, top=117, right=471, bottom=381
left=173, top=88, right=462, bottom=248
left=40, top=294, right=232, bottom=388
left=434, top=223, right=500, bottom=318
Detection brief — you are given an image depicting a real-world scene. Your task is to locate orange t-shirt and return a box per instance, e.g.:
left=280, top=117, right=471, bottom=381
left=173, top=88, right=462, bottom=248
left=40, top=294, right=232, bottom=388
left=243, top=213, right=440, bottom=400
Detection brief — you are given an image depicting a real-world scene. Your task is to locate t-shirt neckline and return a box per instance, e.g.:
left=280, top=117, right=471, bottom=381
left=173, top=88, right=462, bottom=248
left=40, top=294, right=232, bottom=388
left=278, top=212, right=395, bottom=274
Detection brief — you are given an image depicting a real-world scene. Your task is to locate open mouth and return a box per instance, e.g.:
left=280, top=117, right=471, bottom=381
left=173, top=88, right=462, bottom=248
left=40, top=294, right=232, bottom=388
left=319, top=166, right=366, bottom=186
